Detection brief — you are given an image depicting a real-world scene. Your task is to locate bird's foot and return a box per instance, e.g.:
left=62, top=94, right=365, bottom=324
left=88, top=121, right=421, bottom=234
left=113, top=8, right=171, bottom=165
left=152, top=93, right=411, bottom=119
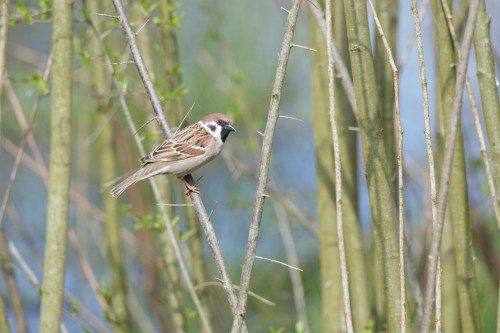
left=179, top=176, right=201, bottom=195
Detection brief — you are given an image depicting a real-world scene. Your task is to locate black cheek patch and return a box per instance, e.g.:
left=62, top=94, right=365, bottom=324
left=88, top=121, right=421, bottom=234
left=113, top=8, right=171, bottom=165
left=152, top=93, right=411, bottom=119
left=209, top=125, right=216, bottom=132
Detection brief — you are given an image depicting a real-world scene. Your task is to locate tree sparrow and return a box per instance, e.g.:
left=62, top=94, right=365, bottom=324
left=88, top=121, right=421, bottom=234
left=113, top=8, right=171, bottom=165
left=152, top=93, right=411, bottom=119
left=110, top=113, right=236, bottom=197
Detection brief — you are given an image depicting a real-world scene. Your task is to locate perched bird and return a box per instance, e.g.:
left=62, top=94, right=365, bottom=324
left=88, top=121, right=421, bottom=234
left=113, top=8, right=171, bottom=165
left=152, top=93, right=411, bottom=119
left=110, top=113, right=235, bottom=197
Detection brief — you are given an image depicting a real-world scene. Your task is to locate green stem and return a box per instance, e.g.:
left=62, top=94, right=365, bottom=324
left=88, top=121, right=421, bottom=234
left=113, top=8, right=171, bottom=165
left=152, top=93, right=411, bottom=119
left=39, top=0, right=73, bottom=331
left=342, top=0, right=402, bottom=331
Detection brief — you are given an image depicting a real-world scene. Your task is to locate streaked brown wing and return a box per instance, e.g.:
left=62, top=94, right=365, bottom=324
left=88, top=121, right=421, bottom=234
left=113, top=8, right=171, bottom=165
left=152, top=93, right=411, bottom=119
left=140, top=123, right=209, bottom=164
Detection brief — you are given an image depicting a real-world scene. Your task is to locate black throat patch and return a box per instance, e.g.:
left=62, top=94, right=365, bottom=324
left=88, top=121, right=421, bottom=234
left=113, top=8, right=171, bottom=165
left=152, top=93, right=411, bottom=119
left=220, top=128, right=231, bottom=142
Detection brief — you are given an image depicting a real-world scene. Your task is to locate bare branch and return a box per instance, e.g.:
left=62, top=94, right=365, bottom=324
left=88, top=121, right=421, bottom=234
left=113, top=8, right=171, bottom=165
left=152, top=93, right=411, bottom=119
left=307, top=2, right=358, bottom=120
left=367, top=0, right=406, bottom=331
left=420, top=1, right=480, bottom=332
left=325, top=0, right=353, bottom=331
left=231, top=1, right=303, bottom=332
left=410, top=0, right=440, bottom=328
left=255, top=256, right=303, bottom=272
left=109, top=1, right=244, bottom=331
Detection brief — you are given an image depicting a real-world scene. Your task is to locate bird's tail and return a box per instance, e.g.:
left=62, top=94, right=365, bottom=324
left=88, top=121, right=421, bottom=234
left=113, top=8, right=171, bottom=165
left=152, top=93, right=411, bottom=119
left=110, top=165, right=161, bottom=197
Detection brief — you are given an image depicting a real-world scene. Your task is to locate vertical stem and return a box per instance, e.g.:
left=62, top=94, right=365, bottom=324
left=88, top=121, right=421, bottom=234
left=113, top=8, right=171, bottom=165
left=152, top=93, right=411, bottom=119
left=88, top=0, right=131, bottom=330
left=274, top=205, right=309, bottom=332
left=109, top=3, right=239, bottom=330
left=411, top=0, right=441, bottom=330
left=0, top=230, right=12, bottom=333
left=231, top=1, right=302, bottom=332
left=342, top=0, right=402, bottom=331
left=39, top=0, right=73, bottom=331
left=331, top=1, right=371, bottom=331
left=325, top=0, right=353, bottom=331
left=0, top=228, right=27, bottom=333
left=420, top=0, right=480, bottom=332
left=135, top=2, right=188, bottom=331
left=474, top=0, right=500, bottom=228
left=309, top=4, right=342, bottom=332
left=374, top=0, right=398, bottom=193
left=0, top=0, right=8, bottom=147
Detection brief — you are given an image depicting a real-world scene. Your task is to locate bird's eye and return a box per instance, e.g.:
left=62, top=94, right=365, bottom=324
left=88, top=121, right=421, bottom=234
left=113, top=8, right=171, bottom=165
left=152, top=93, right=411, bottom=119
left=217, top=120, right=224, bottom=126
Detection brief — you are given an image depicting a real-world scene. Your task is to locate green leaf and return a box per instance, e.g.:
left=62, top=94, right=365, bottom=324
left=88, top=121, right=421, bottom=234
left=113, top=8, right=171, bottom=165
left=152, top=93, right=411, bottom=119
left=37, top=0, right=52, bottom=20
left=186, top=308, right=197, bottom=319
left=70, top=298, right=78, bottom=313
left=295, top=321, right=305, bottom=333
left=268, top=327, right=285, bottom=333
left=117, top=76, right=128, bottom=92
left=181, top=228, right=196, bottom=241
left=170, top=215, right=180, bottom=227
left=31, top=72, right=49, bottom=95
left=17, top=1, right=33, bottom=24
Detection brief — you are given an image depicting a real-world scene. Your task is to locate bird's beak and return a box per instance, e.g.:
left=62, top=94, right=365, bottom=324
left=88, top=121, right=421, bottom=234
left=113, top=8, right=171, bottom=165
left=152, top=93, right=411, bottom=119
left=225, top=124, right=236, bottom=132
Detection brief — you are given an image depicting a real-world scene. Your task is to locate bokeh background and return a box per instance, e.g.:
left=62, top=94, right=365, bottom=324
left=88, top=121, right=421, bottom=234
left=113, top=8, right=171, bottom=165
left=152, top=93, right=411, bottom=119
left=1, top=0, right=500, bottom=332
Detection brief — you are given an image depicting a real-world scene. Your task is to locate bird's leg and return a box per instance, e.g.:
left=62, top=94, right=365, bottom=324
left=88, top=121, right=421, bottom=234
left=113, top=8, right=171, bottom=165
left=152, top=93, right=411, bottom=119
left=178, top=176, right=201, bottom=195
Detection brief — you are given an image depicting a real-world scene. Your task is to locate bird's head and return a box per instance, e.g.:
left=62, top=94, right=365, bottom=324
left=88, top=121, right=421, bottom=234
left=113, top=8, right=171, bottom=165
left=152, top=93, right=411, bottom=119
left=202, top=113, right=236, bottom=143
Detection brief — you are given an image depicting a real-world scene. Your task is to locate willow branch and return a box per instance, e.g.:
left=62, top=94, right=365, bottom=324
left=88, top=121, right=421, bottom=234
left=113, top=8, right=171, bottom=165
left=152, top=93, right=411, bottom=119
left=324, top=0, right=353, bottom=331
left=109, top=1, right=242, bottom=330
left=410, top=0, right=439, bottom=328
left=231, top=1, right=302, bottom=332
left=420, top=1, right=480, bottom=332
left=0, top=58, right=51, bottom=227
left=0, top=0, right=9, bottom=148
left=367, top=0, right=406, bottom=330
left=274, top=205, right=309, bottom=332
left=307, top=1, right=357, bottom=120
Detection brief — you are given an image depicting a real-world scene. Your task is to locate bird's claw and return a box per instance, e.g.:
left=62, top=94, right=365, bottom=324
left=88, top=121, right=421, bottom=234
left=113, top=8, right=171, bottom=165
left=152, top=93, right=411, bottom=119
left=179, top=176, right=201, bottom=196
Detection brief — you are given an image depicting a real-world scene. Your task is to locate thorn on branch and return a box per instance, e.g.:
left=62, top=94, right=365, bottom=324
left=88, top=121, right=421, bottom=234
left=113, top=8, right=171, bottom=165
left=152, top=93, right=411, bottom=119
left=279, top=115, right=303, bottom=122
left=255, top=255, right=303, bottom=271
left=95, top=13, right=119, bottom=19
left=280, top=7, right=290, bottom=14
left=135, top=18, right=150, bottom=36
left=106, top=61, right=135, bottom=66
left=291, top=43, right=317, bottom=52
left=134, top=117, right=158, bottom=135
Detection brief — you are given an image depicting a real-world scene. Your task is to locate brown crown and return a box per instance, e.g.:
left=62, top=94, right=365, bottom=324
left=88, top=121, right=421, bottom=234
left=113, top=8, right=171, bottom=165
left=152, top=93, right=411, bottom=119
left=202, top=113, right=233, bottom=125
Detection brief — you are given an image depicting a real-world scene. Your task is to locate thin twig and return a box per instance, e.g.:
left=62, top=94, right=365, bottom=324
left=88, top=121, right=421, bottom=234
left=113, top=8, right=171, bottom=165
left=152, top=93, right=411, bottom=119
left=1, top=137, right=137, bottom=247
left=255, top=256, right=302, bottom=272
left=278, top=115, right=303, bottom=122
left=67, top=229, right=110, bottom=315
left=109, top=1, right=243, bottom=331
left=8, top=242, right=69, bottom=333
left=440, top=0, right=500, bottom=225
left=307, top=1, right=358, bottom=120
left=221, top=150, right=317, bottom=236
left=367, top=0, right=406, bottom=331
left=325, top=0, right=353, bottom=331
left=133, top=116, right=157, bottom=136
left=231, top=1, right=302, bottom=332
left=0, top=57, right=52, bottom=227
left=290, top=43, right=317, bottom=52
left=274, top=205, right=310, bottom=332
left=410, top=1, right=439, bottom=328
left=109, top=3, right=171, bottom=137
left=0, top=0, right=9, bottom=149
left=196, top=281, right=276, bottom=307
left=135, top=18, right=150, bottom=36
left=105, top=9, right=212, bottom=333
left=95, top=13, right=119, bottom=19
left=420, top=1, right=480, bottom=332
left=398, top=0, right=431, bottom=70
